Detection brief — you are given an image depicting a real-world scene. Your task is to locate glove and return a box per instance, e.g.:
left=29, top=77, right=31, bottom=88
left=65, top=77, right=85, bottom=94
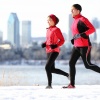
left=50, top=44, right=58, bottom=49
left=71, top=39, right=74, bottom=44
left=41, top=43, right=46, bottom=48
left=80, top=33, right=88, bottom=39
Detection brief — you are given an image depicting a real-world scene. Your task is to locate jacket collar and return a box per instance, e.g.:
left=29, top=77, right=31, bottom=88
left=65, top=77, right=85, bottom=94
left=46, top=26, right=56, bottom=29
left=73, top=14, right=82, bottom=19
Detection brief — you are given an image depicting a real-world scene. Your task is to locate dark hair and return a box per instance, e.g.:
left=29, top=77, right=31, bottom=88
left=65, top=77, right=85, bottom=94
left=73, top=4, right=82, bottom=12
left=55, top=16, right=59, bottom=25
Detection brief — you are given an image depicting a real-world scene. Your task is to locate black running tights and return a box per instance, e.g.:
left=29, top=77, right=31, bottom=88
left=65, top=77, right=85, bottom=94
left=69, top=46, right=100, bottom=86
left=45, top=52, right=69, bottom=86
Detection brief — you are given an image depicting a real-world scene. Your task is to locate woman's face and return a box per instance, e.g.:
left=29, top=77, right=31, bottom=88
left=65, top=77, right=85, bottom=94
left=71, top=6, right=80, bottom=17
left=47, top=17, right=55, bottom=27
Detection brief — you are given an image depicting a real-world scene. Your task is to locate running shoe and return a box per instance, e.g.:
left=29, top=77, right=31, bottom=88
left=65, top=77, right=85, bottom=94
left=45, top=86, right=52, bottom=89
left=62, top=84, right=75, bottom=89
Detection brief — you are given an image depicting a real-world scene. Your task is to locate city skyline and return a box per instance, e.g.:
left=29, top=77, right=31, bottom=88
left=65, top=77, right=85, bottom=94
left=0, top=0, right=100, bottom=41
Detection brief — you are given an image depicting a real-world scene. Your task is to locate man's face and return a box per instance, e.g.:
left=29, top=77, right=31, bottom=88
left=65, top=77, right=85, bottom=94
left=71, top=6, right=80, bottom=17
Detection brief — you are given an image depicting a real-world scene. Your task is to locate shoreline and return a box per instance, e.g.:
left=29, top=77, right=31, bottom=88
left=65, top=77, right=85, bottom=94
left=0, top=59, right=100, bottom=65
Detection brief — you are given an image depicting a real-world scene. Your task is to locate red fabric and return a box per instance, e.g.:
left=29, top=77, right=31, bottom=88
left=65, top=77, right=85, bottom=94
left=71, top=14, right=95, bottom=47
left=45, top=26, right=65, bottom=53
left=49, top=14, right=57, bottom=24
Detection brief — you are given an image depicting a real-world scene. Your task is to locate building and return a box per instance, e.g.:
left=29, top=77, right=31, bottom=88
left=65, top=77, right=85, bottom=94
left=7, top=13, right=20, bottom=48
left=21, top=21, right=31, bottom=47
left=0, top=31, right=3, bottom=43
left=91, top=18, right=100, bottom=43
left=68, top=14, right=73, bottom=42
left=96, top=29, right=100, bottom=43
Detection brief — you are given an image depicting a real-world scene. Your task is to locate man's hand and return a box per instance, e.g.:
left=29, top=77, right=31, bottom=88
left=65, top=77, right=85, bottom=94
left=80, top=33, right=88, bottom=39
left=71, top=39, right=74, bottom=44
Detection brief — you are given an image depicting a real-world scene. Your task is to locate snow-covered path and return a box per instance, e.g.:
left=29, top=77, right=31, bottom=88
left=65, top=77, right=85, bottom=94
left=0, top=85, right=100, bottom=100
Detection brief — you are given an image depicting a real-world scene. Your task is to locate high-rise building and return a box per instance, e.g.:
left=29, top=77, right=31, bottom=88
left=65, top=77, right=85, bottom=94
left=68, top=14, right=73, bottom=42
left=64, top=14, right=73, bottom=49
left=7, top=13, right=20, bottom=48
left=91, top=18, right=99, bottom=43
left=21, top=21, right=31, bottom=47
left=0, top=30, right=3, bottom=43
left=92, top=18, right=99, bottom=29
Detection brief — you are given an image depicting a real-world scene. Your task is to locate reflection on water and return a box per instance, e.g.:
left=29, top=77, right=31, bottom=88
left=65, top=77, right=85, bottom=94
left=0, top=64, right=100, bottom=86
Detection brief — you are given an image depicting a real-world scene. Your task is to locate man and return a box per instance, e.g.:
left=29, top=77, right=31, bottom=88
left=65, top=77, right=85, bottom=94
left=63, top=4, right=100, bottom=88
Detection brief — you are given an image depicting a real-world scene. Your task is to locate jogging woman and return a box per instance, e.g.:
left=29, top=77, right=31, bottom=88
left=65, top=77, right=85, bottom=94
left=41, top=14, right=69, bottom=89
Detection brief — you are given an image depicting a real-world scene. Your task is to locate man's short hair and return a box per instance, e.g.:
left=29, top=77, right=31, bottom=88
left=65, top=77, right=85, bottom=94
left=73, top=4, right=82, bottom=12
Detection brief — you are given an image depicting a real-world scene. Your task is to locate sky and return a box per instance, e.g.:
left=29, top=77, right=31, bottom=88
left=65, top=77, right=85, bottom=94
left=0, top=0, right=100, bottom=40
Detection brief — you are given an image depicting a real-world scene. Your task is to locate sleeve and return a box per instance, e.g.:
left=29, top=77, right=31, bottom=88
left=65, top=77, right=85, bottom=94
left=82, top=17, right=95, bottom=35
left=55, top=28, right=65, bottom=46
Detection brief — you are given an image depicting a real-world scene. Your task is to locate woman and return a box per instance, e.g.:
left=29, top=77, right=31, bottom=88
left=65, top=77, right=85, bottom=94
left=41, top=14, right=69, bottom=89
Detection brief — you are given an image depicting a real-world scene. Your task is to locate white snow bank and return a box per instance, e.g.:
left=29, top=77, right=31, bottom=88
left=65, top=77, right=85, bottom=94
left=0, top=85, right=100, bottom=100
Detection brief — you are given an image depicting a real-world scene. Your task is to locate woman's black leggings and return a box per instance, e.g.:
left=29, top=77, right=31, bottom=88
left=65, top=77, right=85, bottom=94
left=45, top=52, right=69, bottom=86
left=69, top=46, right=100, bottom=86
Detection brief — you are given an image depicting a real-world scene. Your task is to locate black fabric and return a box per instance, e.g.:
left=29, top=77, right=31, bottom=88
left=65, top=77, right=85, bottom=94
left=45, top=52, right=69, bottom=86
left=77, top=20, right=91, bottom=46
left=77, top=20, right=89, bottom=33
left=71, top=39, right=74, bottom=44
left=69, top=47, right=100, bottom=86
left=71, top=33, right=87, bottom=44
left=41, top=43, right=46, bottom=48
left=50, top=44, right=58, bottom=49
left=71, top=20, right=90, bottom=45
left=80, top=33, right=88, bottom=39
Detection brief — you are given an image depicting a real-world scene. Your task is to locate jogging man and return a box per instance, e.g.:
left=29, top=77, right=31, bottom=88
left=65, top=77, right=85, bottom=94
left=63, top=4, right=100, bottom=88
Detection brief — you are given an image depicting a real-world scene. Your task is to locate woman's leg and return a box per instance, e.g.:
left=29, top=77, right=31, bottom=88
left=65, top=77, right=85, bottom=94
left=45, top=52, right=59, bottom=87
left=51, top=62, right=69, bottom=77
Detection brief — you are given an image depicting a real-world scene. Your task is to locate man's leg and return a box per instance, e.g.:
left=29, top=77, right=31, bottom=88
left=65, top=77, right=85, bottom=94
left=80, top=46, right=100, bottom=73
left=63, top=47, right=80, bottom=88
left=69, top=47, right=80, bottom=86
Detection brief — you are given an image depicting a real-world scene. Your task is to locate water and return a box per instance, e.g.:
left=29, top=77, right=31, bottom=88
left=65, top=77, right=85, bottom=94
left=0, top=64, right=100, bottom=86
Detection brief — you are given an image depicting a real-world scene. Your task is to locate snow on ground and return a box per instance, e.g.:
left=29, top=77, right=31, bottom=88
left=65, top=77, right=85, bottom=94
left=0, top=85, right=100, bottom=100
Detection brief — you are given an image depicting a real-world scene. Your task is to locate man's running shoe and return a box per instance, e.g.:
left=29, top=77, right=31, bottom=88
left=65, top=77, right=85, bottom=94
left=62, top=84, right=75, bottom=89
left=45, top=86, right=52, bottom=89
